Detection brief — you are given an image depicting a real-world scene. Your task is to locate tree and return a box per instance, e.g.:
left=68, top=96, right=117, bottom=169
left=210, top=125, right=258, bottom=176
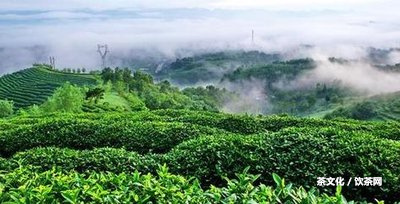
left=160, top=80, right=172, bottom=93
left=85, top=87, right=105, bottom=104
left=133, top=70, right=153, bottom=84
left=103, top=81, right=113, bottom=93
left=130, top=71, right=154, bottom=93
left=122, top=68, right=132, bottom=83
left=114, top=67, right=124, bottom=82
left=0, top=100, right=14, bottom=118
left=101, top=68, right=114, bottom=82
left=351, top=102, right=377, bottom=120
left=114, top=80, right=127, bottom=94
left=82, top=68, right=86, bottom=73
left=124, top=93, right=147, bottom=111
left=77, top=68, right=81, bottom=74
left=42, top=82, right=84, bottom=113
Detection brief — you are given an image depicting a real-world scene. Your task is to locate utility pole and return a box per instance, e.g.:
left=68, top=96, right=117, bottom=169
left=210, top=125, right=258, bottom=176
left=49, top=56, right=55, bottom=69
left=97, top=44, right=109, bottom=68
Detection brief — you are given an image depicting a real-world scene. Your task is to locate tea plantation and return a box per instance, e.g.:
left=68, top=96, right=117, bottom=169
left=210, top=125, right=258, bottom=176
left=0, top=65, right=96, bottom=108
left=1, top=109, right=399, bottom=203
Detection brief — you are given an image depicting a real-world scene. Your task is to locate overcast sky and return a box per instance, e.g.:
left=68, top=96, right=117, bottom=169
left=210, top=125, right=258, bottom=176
left=0, top=0, right=399, bottom=72
left=0, top=0, right=393, bottom=10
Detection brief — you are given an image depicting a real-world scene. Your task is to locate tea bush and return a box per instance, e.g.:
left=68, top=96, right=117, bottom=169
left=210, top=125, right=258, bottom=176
left=1, top=110, right=399, bottom=139
left=165, top=128, right=400, bottom=201
left=0, top=165, right=356, bottom=203
left=1, top=110, right=399, bottom=202
left=0, top=119, right=225, bottom=157
left=2, top=127, right=399, bottom=201
left=152, top=109, right=400, bottom=138
left=2, top=147, right=160, bottom=174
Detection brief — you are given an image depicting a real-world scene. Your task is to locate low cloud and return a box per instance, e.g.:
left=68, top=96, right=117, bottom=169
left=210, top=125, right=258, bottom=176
left=221, top=78, right=270, bottom=114
left=388, top=50, right=400, bottom=65
left=0, top=5, right=399, bottom=73
left=286, top=58, right=400, bottom=95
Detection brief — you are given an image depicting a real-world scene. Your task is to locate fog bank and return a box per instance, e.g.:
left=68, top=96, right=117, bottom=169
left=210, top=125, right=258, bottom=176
left=1, top=1, right=400, bottom=74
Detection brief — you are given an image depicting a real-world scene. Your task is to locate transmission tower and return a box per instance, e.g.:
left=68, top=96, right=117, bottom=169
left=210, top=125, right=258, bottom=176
left=97, top=44, right=109, bottom=68
left=251, top=30, right=254, bottom=45
left=49, top=56, right=55, bottom=69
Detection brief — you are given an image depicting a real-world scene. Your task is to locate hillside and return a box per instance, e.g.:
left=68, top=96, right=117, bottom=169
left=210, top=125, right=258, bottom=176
left=0, top=65, right=399, bottom=202
left=324, top=91, right=400, bottom=121
left=0, top=65, right=97, bottom=108
left=155, top=51, right=281, bottom=85
left=0, top=65, right=235, bottom=114
left=220, top=58, right=357, bottom=115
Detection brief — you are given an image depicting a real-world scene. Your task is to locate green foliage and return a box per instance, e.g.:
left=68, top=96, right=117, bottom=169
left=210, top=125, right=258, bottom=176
left=156, top=51, right=281, bottom=85
left=122, top=93, right=148, bottom=111
left=222, top=58, right=315, bottom=83
left=85, top=87, right=105, bottom=104
left=164, top=129, right=400, bottom=201
left=351, top=102, right=378, bottom=119
left=0, top=99, right=13, bottom=118
left=219, top=59, right=358, bottom=115
left=100, top=67, right=231, bottom=111
left=325, top=102, right=378, bottom=120
left=0, top=165, right=355, bottom=203
left=4, top=147, right=160, bottom=174
left=0, top=118, right=224, bottom=156
left=41, top=82, right=85, bottom=113
left=325, top=92, right=400, bottom=121
left=0, top=110, right=399, bottom=201
left=183, top=85, right=236, bottom=111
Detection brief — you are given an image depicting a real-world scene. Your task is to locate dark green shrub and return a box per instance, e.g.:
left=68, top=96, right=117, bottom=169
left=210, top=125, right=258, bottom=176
left=325, top=101, right=378, bottom=120
left=0, top=119, right=224, bottom=157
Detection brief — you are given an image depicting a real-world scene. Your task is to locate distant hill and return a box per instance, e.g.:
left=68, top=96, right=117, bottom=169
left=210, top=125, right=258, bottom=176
left=324, top=91, right=400, bottom=121
left=155, top=51, right=281, bottom=85
left=0, top=65, right=97, bottom=108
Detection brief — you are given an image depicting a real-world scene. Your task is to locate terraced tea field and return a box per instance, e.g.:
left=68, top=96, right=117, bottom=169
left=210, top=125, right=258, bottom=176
left=0, top=66, right=97, bottom=108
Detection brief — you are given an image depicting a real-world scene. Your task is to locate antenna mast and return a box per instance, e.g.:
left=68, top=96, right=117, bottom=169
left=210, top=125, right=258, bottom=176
left=97, top=44, right=109, bottom=68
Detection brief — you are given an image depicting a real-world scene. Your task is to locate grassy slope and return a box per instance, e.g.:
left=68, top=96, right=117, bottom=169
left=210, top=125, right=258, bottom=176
left=0, top=65, right=97, bottom=108
left=100, top=91, right=131, bottom=111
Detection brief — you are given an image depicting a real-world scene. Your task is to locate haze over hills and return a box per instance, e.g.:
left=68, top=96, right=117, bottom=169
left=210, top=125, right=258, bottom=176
left=1, top=49, right=399, bottom=121
left=128, top=48, right=400, bottom=120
